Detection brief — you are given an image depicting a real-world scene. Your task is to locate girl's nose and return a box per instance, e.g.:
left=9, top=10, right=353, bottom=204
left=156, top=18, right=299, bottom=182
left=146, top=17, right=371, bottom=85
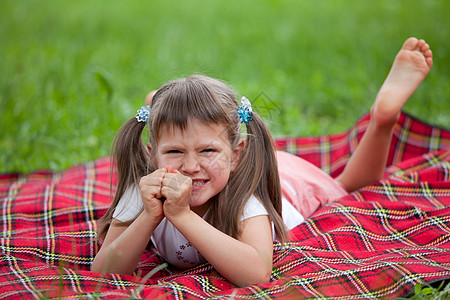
left=181, top=154, right=200, bottom=174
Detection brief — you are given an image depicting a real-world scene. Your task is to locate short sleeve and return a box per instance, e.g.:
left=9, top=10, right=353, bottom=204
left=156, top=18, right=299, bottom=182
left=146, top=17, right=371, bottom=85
left=112, top=186, right=143, bottom=222
left=240, top=195, right=269, bottom=221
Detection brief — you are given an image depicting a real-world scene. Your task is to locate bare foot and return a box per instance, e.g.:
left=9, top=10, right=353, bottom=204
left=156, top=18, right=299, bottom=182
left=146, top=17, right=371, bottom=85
left=145, top=90, right=157, bottom=106
left=371, top=37, right=433, bottom=126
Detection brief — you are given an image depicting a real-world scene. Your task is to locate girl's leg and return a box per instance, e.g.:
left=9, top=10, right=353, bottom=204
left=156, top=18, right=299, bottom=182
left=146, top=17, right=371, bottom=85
left=337, top=37, right=433, bottom=192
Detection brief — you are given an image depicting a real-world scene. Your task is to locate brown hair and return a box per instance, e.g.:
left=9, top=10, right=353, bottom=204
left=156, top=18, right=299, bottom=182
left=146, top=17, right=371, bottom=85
left=98, top=75, right=286, bottom=243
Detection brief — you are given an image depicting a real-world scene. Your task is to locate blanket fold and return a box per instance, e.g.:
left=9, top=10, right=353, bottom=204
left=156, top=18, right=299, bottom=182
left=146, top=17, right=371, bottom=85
left=1, top=112, right=449, bottom=299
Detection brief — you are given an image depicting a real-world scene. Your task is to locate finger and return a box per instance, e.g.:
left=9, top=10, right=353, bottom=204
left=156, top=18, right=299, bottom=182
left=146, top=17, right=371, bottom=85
left=160, top=184, right=188, bottom=201
left=139, top=176, right=163, bottom=190
left=166, top=165, right=179, bottom=174
left=163, top=173, right=192, bottom=189
left=160, top=185, right=172, bottom=199
left=141, top=168, right=166, bottom=182
left=153, top=167, right=168, bottom=176
left=140, top=185, right=163, bottom=199
left=140, top=168, right=167, bottom=185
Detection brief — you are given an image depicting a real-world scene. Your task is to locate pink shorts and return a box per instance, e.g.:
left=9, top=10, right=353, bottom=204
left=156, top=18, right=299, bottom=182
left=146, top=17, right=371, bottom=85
left=277, top=151, right=348, bottom=219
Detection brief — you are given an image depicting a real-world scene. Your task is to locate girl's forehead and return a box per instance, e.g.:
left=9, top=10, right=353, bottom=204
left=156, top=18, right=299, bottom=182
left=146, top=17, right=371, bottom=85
left=154, top=120, right=231, bottom=144
left=158, top=119, right=227, bottom=136
left=154, top=124, right=234, bottom=152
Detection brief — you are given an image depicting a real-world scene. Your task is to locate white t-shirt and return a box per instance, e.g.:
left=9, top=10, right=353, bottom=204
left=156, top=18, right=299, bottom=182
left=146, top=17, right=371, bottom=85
left=113, top=186, right=303, bottom=269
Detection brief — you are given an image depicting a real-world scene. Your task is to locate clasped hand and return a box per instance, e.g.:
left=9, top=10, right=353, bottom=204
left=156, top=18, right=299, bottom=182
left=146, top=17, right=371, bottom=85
left=139, top=166, right=192, bottom=222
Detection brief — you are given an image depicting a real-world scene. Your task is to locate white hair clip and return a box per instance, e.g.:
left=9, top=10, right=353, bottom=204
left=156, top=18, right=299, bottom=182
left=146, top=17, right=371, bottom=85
left=135, top=105, right=151, bottom=123
left=237, top=96, right=253, bottom=125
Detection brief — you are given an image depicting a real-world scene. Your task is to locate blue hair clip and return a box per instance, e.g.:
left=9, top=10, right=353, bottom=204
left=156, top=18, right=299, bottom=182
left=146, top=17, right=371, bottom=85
left=136, top=105, right=151, bottom=123
left=237, top=96, right=253, bottom=125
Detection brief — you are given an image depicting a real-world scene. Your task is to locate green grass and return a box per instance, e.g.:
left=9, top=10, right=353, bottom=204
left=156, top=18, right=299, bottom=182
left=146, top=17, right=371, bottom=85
left=1, top=0, right=449, bottom=173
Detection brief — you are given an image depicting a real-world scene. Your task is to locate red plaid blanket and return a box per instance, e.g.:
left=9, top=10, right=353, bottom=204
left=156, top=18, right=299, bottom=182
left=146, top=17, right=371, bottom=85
left=1, top=112, right=449, bottom=299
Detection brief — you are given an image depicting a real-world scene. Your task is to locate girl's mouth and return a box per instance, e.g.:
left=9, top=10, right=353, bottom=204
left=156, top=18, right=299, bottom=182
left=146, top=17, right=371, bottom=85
left=192, top=180, right=208, bottom=189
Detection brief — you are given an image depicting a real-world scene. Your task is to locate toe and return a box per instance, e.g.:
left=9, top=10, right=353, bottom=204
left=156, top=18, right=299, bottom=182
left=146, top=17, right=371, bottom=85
left=425, top=50, right=433, bottom=68
left=402, top=37, right=419, bottom=50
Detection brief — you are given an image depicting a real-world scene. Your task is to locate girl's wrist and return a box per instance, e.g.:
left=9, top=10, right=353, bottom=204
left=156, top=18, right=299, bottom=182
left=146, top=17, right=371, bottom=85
left=140, top=209, right=164, bottom=227
left=165, top=209, right=194, bottom=228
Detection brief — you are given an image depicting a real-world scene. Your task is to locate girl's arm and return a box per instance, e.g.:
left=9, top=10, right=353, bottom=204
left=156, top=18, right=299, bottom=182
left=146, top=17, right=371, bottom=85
left=91, top=168, right=167, bottom=275
left=91, top=213, right=160, bottom=275
left=169, top=211, right=274, bottom=287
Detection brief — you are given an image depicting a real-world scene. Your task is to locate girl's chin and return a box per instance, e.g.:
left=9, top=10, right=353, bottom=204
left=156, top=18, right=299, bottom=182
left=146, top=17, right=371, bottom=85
left=190, top=198, right=207, bottom=208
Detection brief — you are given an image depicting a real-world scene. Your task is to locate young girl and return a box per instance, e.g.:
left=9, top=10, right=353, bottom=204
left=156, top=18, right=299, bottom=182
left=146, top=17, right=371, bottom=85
left=92, top=37, right=433, bottom=287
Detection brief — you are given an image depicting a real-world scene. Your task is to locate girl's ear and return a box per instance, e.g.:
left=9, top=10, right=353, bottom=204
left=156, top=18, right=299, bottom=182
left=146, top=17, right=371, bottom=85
left=231, top=139, right=245, bottom=172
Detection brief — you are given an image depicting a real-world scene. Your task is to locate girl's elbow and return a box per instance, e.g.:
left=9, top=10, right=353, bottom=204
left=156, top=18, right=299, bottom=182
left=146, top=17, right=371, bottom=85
left=235, top=267, right=272, bottom=287
left=90, top=258, right=103, bottom=273
left=91, top=252, right=112, bottom=274
left=90, top=248, right=117, bottom=274
left=256, top=268, right=272, bottom=285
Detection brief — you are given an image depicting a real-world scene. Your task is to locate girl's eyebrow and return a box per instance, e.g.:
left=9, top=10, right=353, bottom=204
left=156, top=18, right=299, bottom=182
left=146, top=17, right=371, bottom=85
left=198, top=141, right=219, bottom=148
left=157, top=142, right=181, bottom=150
left=198, top=141, right=227, bottom=151
left=159, top=141, right=221, bottom=151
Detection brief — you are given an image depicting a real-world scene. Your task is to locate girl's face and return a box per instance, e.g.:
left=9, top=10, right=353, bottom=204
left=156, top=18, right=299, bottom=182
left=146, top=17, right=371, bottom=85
left=153, top=120, right=241, bottom=215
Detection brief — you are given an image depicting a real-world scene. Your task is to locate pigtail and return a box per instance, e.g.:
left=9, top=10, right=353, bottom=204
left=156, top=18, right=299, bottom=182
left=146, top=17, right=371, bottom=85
left=97, top=117, right=152, bottom=239
left=220, top=112, right=287, bottom=243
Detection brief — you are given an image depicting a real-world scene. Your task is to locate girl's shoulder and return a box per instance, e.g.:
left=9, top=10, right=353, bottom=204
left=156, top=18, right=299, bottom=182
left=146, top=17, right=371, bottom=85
left=240, top=195, right=269, bottom=221
left=113, top=185, right=143, bottom=222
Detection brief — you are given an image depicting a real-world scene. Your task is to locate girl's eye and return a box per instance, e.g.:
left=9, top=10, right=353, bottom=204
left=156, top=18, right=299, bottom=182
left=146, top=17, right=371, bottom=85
left=201, top=148, right=216, bottom=153
left=167, top=150, right=182, bottom=154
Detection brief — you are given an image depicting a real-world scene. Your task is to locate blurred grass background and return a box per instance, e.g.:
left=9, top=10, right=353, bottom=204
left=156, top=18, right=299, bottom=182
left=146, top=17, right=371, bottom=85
left=0, top=0, right=449, bottom=173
